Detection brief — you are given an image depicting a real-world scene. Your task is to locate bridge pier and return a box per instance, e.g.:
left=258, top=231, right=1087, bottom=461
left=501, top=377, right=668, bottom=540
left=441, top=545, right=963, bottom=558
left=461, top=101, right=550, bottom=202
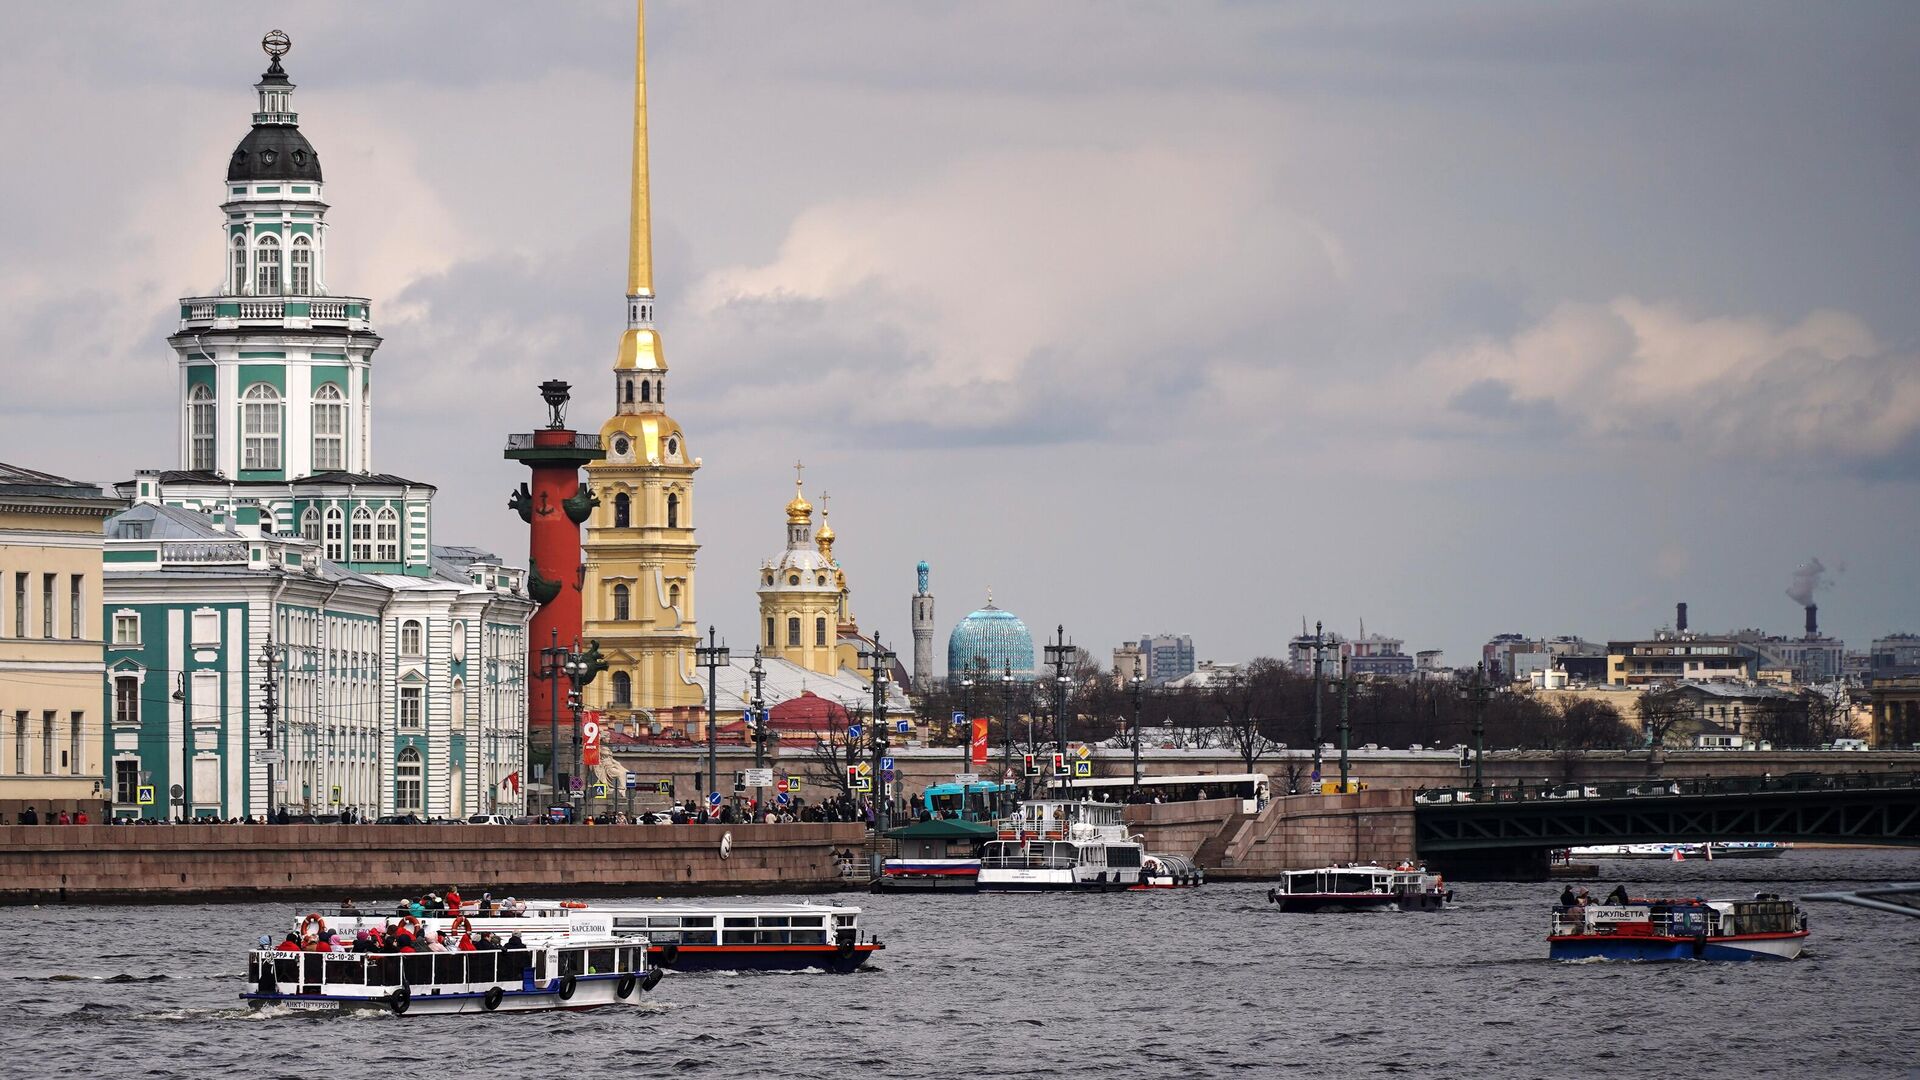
left=1427, top=846, right=1552, bottom=882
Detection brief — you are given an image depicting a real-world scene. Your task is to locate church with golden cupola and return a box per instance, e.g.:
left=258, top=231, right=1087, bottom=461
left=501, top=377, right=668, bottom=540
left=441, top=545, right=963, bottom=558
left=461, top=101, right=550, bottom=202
left=757, top=470, right=868, bottom=678
left=579, top=5, right=705, bottom=723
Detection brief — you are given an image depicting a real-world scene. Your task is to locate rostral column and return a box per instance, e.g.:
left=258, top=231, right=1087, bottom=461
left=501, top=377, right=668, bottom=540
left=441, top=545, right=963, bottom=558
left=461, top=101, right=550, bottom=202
left=506, top=380, right=605, bottom=765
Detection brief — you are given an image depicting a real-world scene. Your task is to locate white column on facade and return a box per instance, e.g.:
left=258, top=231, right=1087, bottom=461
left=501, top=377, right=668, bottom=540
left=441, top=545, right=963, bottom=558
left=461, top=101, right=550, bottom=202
left=167, top=610, right=184, bottom=819
left=226, top=606, right=245, bottom=816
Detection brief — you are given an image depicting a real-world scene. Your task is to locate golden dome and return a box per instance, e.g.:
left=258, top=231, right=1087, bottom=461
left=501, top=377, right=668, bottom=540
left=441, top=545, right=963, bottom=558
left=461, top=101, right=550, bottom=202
left=786, top=482, right=812, bottom=525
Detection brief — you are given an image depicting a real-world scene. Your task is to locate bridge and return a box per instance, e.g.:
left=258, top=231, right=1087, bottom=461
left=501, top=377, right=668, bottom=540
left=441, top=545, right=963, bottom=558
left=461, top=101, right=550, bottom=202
left=1414, top=771, right=1920, bottom=878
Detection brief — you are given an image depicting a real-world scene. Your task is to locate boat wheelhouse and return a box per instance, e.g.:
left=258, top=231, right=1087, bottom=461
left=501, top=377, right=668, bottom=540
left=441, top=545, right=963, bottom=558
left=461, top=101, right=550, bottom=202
left=874, top=818, right=996, bottom=892
left=1267, top=864, right=1451, bottom=912
left=1547, top=895, right=1809, bottom=961
left=325, top=901, right=882, bottom=972
left=976, top=799, right=1147, bottom=891
left=243, top=915, right=661, bottom=1015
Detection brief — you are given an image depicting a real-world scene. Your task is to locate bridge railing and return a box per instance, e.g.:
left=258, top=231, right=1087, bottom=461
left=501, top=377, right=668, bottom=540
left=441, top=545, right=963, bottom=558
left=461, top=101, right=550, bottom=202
left=1415, top=770, right=1920, bottom=807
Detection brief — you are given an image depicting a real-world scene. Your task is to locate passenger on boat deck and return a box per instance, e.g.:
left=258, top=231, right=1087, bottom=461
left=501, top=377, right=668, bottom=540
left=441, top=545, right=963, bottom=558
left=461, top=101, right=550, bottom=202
left=340, top=899, right=357, bottom=914
left=476, top=932, right=501, bottom=951
left=504, top=932, right=526, bottom=951
left=407, top=897, right=426, bottom=918
left=457, top=931, right=478, bottom=953
left=1559, top=886, right=1577, bottom=908
left=353, top=931, right=374, bottom=953
left=445, top=886, right=463, bottom=913
left=1576, top=888, right=1592, bottom=906
left=258, top=934, right=273, bottom=951
left=428, top=933, right=450, bottom=954
left=1605, top=885, right=1631, bottom=906
left=277, top=932, right=302, bottom=952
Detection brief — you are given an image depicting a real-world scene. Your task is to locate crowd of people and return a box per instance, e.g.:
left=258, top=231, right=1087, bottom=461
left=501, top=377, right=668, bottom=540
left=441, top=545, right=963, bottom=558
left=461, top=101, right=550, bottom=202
left=262, top=886, right=531, bottom=955
left=1557, top=884, right=1635, bottom=909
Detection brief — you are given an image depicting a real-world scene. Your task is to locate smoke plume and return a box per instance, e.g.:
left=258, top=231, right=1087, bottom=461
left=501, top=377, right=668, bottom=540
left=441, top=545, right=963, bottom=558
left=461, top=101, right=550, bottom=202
left=1785, top=558, right=1828, bottom=607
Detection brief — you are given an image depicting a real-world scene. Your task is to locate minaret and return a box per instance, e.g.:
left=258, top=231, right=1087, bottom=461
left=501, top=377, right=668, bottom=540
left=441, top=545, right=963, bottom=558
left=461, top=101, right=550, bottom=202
left=912, top=561, right=935, bottom=689
left=582, top=0, right=705, bottom=721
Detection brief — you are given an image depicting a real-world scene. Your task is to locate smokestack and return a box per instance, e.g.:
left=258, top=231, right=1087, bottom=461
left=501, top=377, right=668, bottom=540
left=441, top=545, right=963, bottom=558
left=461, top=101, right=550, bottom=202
left=1805, top=603, right=1818, bottom=637
left=1676, top=602, right=1688, bottom=633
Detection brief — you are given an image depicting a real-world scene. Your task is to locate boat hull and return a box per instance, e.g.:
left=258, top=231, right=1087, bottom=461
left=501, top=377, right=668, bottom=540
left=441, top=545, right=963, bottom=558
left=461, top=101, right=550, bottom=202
left=1269, top=891, right=1448, bottom=912
left=650, top=943, right=880, bottom=972
left=976, top=869, right=1138, bottom=892
left=1549, top=931, right=1807, bottom=962
left=242, top=972, right=648, bottom=1014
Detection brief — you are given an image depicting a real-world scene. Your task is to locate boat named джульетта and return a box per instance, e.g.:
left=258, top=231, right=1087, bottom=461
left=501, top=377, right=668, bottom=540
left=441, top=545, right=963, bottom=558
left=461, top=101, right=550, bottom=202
left=1547, top=895, right=1809, bottom=961
left=243, top=910, right=662, bottom=1015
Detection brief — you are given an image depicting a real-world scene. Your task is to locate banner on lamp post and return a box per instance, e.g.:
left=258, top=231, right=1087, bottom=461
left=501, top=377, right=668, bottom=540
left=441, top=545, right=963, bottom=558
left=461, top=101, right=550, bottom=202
left=971, top=718, right=989, bottom=766
left=583, top=710, right=602, bottom=767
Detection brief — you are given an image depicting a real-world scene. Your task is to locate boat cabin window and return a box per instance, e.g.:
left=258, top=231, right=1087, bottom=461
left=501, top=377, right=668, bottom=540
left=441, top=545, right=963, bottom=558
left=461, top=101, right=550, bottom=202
left=1106, top=846, right=1142, bottom=868
left=557, top=948, right=588, bottom=977
left=588, top=947, right=617, bottom=973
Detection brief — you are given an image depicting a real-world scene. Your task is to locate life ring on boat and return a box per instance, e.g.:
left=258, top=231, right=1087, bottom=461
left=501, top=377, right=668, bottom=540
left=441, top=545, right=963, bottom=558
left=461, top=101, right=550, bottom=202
left=481, top=986, right=504, bottom=1012
left=395, top=915, right=424, bottom=942
left=299, top=912, right=327, bottom=941
left=656, top=943, right=680, bottom=968
left=556, top=974, right=577, bottom=1000
left=558, top=901, right=588, bottom=909
left=642, top=968, right=663, bottom=992
left=389, top=985, right=411, bottom=1015
left=616, top=972, right=638, bottom=999
left=447, top=914, right=473, bottom=938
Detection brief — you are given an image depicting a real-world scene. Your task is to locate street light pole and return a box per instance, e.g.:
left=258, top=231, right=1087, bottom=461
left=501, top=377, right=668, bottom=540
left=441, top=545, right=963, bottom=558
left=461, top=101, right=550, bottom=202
left=749, top=647, right=767, bottom=816
left=259, top=638, right=279, bottom=820
left=1310, top=620, right=1327, bottom=792
left=859, top=639, right=897, bottom=835
left=1470, top=661, right=1490, bottom=792
left=1000, top=662, right=1015, bottom=807
left=538, top=629, right=564, bottom=812
left=694, top=626, right=731, bottom=805
left=1337, top=654, right=1351, bottom=794
left=1129, top=657, right=1145, bottom=790
left=959, top=665, right=976, bottom=806
left=1043, top=625, right=1074, bottom=795
left=563, top=644, right=589, bottom=820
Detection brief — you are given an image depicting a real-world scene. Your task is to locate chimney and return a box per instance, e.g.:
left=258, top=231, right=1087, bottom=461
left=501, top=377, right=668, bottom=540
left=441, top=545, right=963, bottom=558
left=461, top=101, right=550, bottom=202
left=1805, top=603, right=1818, bottom=637
left=1676, top=602, right=1688, bottom=633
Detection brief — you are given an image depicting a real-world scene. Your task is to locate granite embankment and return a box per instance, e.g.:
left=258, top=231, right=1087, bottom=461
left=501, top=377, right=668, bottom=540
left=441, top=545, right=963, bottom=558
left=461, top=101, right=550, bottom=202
left=0, top=822, right=869, bottom=904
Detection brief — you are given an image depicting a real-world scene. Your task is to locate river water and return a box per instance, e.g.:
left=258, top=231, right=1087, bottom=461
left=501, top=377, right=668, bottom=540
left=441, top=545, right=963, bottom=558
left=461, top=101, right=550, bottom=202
left=4, top=848, right=1917, bottom=1079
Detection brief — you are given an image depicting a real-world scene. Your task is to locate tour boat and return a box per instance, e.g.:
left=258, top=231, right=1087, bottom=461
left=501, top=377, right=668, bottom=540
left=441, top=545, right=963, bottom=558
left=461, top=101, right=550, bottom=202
left=976, top=799, right=1151, bottom=891
left=1266, top=864, right=1452, bottom=912
left=243, top=912, right=662, bottom=1015
left=1133, top=853, right=1205, bottom=889
left=873, top=818, right=993, bottom=892
left=325, top=901, right=883, bottom=972
left=1547, top=894, right=1809, bottom=961
left=1567, top=842, right=1790, bottom=861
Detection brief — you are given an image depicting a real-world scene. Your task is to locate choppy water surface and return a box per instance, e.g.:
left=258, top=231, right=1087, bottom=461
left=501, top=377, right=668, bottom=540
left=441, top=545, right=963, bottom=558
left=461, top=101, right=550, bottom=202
left=3, top=848, right=1917, bottom=1079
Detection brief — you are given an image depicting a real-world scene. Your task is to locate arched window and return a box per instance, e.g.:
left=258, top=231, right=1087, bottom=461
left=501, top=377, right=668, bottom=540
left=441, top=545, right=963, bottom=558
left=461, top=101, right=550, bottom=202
left=230, top=236, right=248, bottom=295
left=255, top=234, right=281, bottom=295
left=322, top=504, right=344, bottom=560
left=400, top=619, right=423, bottom=656
left=815, top=616, right=827, bottom=647
left=765, top=617, right=775, bottom=647
left=667, top=583, right=680, bottom=610
left=350, top=506, right=374, bottom=561
left=241, top=383, right=281, bottom=470
left=787, top=616, right=801, bottom=647
left=612, top=583, right=630, bottom=621
left=188, top=384, right=216, bottom=470
left=374, top=506, right=400, bottom=562
left=611, top=671, right=632, bottom=706
left=655, top=380, right=663, bottom=404
left=613, top=492, right=630, bottom=529
left=624, top=379, right=633, bottom=403
left=449, top=677, right=466, bottom=732
left=290, top=236, right=312, bottom=295
left=311, top=382, right=345, bottom=471
left=396, top=747, right=423, bottom=812
left=666, top=493, right=679, bottom=529
left=640, top=380, right=651, bottom=403
left=300, top=505, right=321, bottom=543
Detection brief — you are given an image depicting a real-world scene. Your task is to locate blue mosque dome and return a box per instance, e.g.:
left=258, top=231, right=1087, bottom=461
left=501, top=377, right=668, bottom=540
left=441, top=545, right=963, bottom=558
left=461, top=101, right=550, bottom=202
left=947, top=593, right=1035, bottom=677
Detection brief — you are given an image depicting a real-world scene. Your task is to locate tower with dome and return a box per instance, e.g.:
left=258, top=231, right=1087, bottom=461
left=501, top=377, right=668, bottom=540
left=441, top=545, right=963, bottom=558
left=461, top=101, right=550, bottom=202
left=948, top=592, right=1037, bottom=679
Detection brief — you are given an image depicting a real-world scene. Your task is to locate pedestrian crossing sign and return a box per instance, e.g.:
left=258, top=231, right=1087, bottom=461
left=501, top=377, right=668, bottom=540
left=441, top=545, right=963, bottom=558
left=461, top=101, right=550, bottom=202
left=1073, top=760, right=1092, bottom=778
left=591, top=783, right=609, bottom=798
left=136, top=785, right=155, bottom=805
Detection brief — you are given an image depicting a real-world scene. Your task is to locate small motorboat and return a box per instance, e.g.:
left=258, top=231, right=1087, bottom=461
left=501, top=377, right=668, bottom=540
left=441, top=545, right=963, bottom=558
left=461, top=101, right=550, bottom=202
left=1547, top=894, right=1809, bottom=961
left=1267, top=864, right=1451, bottom=912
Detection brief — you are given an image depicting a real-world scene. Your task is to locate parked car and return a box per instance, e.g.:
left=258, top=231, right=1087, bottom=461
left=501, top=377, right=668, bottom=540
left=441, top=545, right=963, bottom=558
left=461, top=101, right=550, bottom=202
left=374, top=813, right=424, bottom=825
left=1414, top=789, right=1475, bottom=805
left=1542, top=785, right=1601, bottom=800
left=1624, top=781, right=1682, bottom=796
left=466, top=814, right=513, bottom=825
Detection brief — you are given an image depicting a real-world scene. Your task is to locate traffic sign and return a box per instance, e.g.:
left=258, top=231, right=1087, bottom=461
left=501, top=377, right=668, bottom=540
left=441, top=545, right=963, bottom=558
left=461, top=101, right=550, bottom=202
left=881, top=756, right=895, bottom=771
left=591, top=782, right=609, bottom=798
left=882, top=768, right=896, bottom=782
left=252, top=748, right=282, bottom=765
left=744, top=768, right=774, bottom=788
left=136, top=785, right=155, bottom=806
left=706, top=791, right=723, bottom=808
left=1076, top=744, right=1090, bottom=759
left=954, top=773, right=980, bottom=785
left=776, top=777, right=790, bottom=794
left=857, top=761, right=873, bottom=775
left=569, top=776, right=584, bottom=792
left=1003, top=768, right=1016, bottom=782
left=625, top=774, right=639, bottom=791
left=655, top=779, right=673, bottom=795
left=1073, top=760, right=1092, bottom=778
left=787, top=775, right=803, bottom=790
left=895, top=719, right=910, bottom=734
left=846, top=724, right=863, bottom=740
left=774, top=793, right=791, bottom=808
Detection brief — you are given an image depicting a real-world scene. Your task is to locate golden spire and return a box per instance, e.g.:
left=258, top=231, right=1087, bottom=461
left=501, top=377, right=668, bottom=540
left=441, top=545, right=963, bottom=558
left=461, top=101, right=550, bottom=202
left=615, top=0, right=664, bottom=372
left=627, top=0, right=652, bottom=298
left=786, top=460, right=812, bottom=524
left=817, top=491, right=836, bottom=553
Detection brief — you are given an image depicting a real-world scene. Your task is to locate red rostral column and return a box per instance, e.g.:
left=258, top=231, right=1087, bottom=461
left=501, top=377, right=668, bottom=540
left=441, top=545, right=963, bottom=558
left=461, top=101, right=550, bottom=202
left=505, top=380, right=605, bottom=772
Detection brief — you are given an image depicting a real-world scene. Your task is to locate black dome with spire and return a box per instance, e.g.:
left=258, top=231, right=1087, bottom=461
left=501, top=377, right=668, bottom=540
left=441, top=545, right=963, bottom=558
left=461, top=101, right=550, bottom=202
left=227, top=56, right=322, bottom=182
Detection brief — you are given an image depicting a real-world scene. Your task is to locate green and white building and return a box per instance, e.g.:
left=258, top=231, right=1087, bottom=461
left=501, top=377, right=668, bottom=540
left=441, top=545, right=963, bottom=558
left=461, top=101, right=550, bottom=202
left=99, top=39, right=533, bottom=820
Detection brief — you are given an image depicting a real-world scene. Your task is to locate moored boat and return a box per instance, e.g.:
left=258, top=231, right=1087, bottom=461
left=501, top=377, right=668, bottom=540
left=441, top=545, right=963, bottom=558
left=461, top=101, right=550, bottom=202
left=976, top=799, right=1151, bottom=891
left=873, top=818, right=996, bottom=892
left=1547, top=894, right=1809, bottom=961
left=1267, top=864, right=1451, bottom=912
left=1567, top=842, right=1791, bottom=861
left=243, top=911, right=662, bottom=1015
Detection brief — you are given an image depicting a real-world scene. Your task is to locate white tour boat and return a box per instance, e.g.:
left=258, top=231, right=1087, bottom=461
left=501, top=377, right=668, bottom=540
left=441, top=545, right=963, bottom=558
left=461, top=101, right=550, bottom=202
left=1567, top=842, right=1790, bottom=861
left=1267, top=864, right=1452, bottom=912
left=243, top=911, right=662, bottom=1015
left=976, top=799, right=1150, bottom=891
left=322, top=900, right=882, bottom=972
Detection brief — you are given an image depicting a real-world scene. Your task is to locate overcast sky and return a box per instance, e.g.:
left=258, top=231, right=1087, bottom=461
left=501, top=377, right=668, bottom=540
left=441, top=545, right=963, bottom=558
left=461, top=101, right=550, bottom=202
left=6, top=2, right=1917, bottom=671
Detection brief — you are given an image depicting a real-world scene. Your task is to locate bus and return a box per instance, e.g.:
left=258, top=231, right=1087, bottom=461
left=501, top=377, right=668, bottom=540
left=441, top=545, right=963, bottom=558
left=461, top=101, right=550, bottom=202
left=921, top=781, right=1019, bottom=821
left=1042, top=772, right=1271, bottom=813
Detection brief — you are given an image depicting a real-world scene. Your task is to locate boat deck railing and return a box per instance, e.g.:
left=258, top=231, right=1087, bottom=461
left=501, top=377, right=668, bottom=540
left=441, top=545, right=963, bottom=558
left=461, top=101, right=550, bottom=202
left=248, top=940, right=649, bottom=994
left=979, top=853, right=1077, bottom=871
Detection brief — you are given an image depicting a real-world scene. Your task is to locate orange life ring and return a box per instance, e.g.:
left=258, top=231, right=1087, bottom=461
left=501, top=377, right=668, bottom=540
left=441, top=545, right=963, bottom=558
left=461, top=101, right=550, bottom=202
left=448, top=914, right=473, bottom=938
left=396, top=915, right=424, bottom=940
left=558, top=900, right=588, bottom=909
left=300, top=912, right=328, bottom=940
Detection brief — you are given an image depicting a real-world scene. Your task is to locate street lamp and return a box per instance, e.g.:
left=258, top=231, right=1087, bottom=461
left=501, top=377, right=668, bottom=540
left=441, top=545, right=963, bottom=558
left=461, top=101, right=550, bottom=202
left=537, top=630, right=566, bottom=809
left=859, top=639, right=898, bottom=836
left=1129, top=657, right=1146, bottom=791
left=959, top=664, right=977, bottom=806
left=1000, top=662, right=1016, bottom=806
left=1043, top=625, right=1074, bottom=794
left=1336, top=654, right=1352, bottom=794
left=749, top=647, right=769, bottom=816
left=1306, top=620, right=1332, bottom=792
left=694, top=626, right=731, bottom=803
left=562, top=646, right=593, bottom=818
left=1468, top=661, right=1491, bottom=792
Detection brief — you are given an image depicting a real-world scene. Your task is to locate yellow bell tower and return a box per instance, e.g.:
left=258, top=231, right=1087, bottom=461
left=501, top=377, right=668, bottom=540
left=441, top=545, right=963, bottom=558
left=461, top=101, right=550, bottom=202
left=582, top=0, right=704, bottom=720
left=757, top=468, right=845, bottom=677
